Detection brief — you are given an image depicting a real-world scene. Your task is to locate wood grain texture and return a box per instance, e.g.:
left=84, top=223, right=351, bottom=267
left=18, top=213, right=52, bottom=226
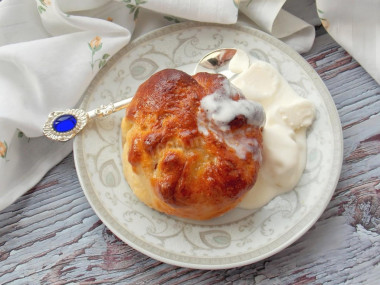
left=1, top=30, right=379, bottom=285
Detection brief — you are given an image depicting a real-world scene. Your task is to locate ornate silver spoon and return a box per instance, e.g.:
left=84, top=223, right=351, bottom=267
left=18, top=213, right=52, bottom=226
left=43, top=48, right=249, bottom=142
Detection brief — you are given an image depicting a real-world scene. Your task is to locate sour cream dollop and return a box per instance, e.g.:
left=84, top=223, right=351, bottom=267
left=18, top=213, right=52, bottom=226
left=232, top=60, right=315, bottom=209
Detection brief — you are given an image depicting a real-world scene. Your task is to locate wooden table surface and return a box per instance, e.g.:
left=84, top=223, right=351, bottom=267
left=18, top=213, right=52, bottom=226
left=1, top=27, right=379, bottom=285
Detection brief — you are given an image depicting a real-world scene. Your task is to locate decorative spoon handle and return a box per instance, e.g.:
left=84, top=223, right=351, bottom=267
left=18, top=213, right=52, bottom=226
left=86, top=98, right=132, bottom=119
left=43, top=97, right=132, bottom=142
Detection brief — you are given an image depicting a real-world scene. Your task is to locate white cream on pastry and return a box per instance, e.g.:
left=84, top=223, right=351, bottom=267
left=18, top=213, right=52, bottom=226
left=197, top=77, right=265, bottom=160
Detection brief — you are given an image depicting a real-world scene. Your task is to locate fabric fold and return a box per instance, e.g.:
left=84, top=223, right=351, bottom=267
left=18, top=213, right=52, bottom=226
left=240, top=0, right=315, bottom=53
left=131, top=0, right=239, bottom=24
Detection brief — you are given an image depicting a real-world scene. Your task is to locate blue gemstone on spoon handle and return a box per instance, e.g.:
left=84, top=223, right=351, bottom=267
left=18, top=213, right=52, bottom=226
left=53, top=115, right=77, bottom=132
left=43, top=98, right=132, bottom=141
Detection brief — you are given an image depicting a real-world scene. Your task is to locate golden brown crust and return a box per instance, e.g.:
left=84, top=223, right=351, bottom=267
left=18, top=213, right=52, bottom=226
left=122, top=69, right=263, bottom=220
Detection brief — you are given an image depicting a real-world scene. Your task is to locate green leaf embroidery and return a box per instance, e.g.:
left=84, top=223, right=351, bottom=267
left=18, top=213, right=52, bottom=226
left=164, top=15, right=180, bottom=23
left=38, top=6, right=46, bottom=14
left=134, top=8, right=140, bottom=20
left=123, top=0, right=146, bottom=20
left=98, top=54, right=111, bottom=69
left=17, top=130, right=31, bottom=142
left=127, top=4, right=135, bottom=11
left=37, top=0, right=51, bottom=14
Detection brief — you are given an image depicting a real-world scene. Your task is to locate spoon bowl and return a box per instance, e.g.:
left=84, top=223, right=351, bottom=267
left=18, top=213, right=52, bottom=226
left=194, top=48, right=250, bottom=80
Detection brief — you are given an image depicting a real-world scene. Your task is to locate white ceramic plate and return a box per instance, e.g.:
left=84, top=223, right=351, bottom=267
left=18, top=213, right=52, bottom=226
left=73, top=22, right=343, bottom=269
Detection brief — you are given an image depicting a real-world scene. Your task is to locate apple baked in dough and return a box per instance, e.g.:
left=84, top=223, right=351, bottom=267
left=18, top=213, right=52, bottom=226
left=121, top=69, right=265, bottom=220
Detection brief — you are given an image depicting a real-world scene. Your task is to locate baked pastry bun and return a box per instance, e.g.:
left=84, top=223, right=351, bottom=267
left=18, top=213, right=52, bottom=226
left=121, top=69, right=265, bottom=220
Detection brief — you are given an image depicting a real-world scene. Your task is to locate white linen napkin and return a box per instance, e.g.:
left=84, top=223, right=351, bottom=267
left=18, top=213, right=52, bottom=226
left=0, top=0, right=316, bottom=211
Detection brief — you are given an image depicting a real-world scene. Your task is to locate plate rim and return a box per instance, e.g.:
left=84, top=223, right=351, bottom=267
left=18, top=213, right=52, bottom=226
left=73, top=21, right=343, bottom=269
